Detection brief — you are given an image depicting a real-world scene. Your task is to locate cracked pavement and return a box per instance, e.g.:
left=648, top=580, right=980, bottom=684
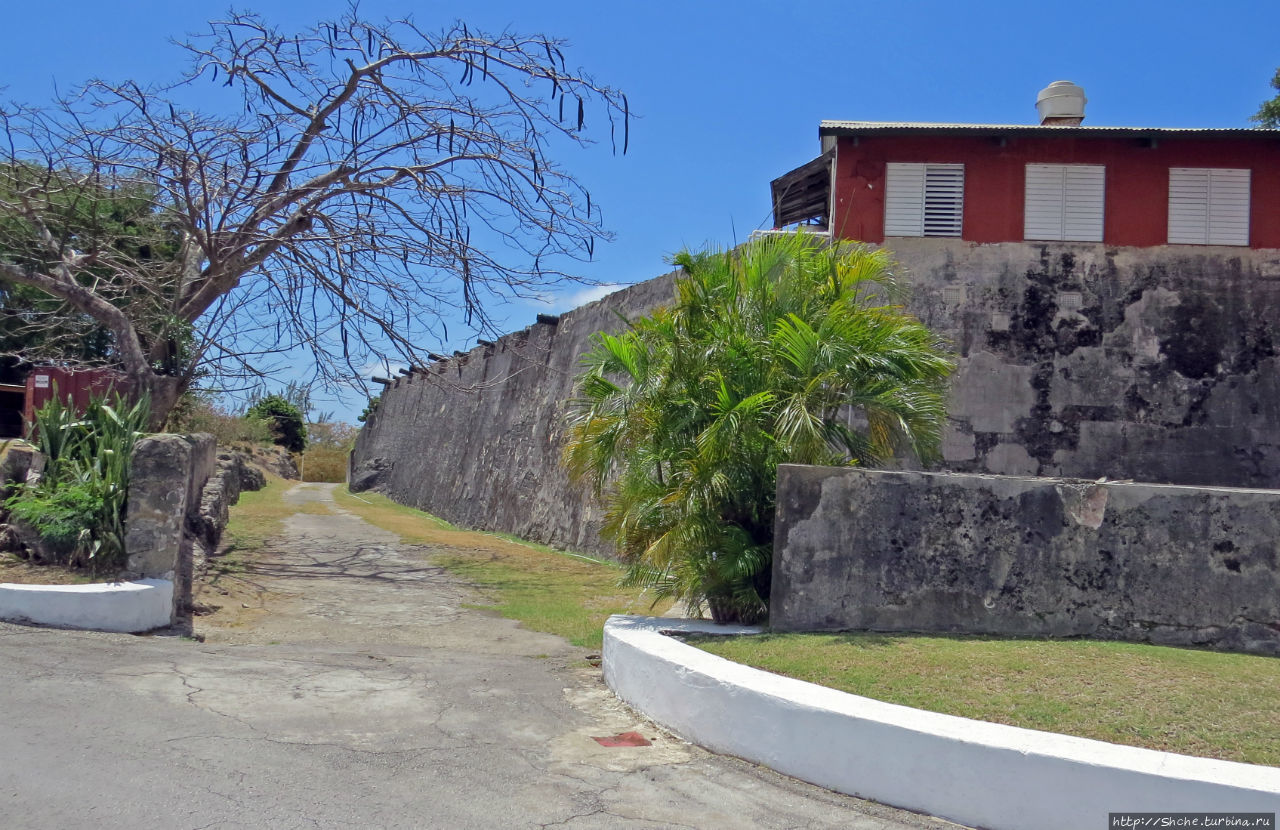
left=0, top=483, right=959, bottom=829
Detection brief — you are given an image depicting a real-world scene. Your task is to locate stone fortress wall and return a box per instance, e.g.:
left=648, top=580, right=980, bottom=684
left=352, top=240, right=1280, bottom=557
left=350, top=272, right=676, bottom=557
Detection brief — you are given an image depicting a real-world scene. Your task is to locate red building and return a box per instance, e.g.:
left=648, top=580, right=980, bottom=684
left=771, top=81, right=1280, bottom=249
left=0, top=366, right=132, bottom=439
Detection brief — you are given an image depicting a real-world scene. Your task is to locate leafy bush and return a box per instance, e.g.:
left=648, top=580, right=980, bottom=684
left=8, top=391, right=150, bottom=573
left=565, top=233, right=954, bottom=623
left=246, top=394, right=307, bottom=453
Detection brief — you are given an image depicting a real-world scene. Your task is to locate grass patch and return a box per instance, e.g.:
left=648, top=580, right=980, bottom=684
left=690, top=631, right=1280, bottom=766
left=333, top=487, right=668, bottom=649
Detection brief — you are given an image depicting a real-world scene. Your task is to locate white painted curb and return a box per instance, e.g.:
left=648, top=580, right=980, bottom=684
left=603, top=615, right=1280, bottom=830
left=0, top=579, right=173, bottom=633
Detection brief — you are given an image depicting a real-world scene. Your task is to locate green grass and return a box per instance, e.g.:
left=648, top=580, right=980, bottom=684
left=333, top=487, right=669, bottom=649
left=337, top=489, right=456, bottom=530
left=690, top=631, right=1280, bottom=766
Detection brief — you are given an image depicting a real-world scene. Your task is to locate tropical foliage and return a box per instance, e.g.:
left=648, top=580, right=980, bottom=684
left=168, top=392, right=275, bottom=446
left=6, top=391, right=150, bottom=573
left=564, top=233, right=954, bottom=623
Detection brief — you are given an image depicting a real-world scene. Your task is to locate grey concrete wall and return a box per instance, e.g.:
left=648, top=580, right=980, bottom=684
left=350, top=273, right=677, bottom=556
left=771, top=465, right=1280, bottom=655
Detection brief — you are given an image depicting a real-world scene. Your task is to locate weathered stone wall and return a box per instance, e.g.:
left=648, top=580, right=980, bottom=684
left=351, top=241, right=1280, bottom=554
left=895, top=240, right=1280, bottom=485
left=771, top=465, right=1280, bottom=655
left=350, top=273, right=677, bottom=556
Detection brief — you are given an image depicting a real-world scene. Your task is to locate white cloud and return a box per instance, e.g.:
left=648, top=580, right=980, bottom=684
left=521, top=283, right=625, bottom=315
left=561, top=283, right=625, bottom=309
left=359, top=359, right=406, bottom=379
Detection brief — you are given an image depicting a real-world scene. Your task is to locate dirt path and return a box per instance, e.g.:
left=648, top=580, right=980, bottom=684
left=197, top=483, right=560, bottom=655
left=0, top=483, right=956, bottom=829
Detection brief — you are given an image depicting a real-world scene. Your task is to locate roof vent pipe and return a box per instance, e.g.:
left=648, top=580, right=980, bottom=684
left=1036, top=81, right=1086, bottom=126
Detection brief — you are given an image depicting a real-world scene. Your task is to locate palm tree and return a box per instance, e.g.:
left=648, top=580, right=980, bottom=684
left=564, top=232, right=954, bottom=623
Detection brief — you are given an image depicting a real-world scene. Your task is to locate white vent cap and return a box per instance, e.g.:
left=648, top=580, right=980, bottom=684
left=1036, top=81, right=1087, bottom=124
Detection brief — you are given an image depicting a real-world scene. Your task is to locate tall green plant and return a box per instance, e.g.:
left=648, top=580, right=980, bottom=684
left=564, top=233, right=955, bottom=623
left=9, top=390, right=150, bottom=573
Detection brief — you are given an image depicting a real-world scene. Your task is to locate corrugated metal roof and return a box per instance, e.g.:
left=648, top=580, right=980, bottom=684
left=819, top=120, right=1280, bottom=139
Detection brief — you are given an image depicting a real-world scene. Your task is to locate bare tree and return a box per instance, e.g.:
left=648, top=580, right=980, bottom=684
left=0, top=7, right=629, bottom=426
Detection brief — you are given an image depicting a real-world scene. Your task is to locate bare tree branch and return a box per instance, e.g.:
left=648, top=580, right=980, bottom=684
left=0, top=6, right=629, bottom=425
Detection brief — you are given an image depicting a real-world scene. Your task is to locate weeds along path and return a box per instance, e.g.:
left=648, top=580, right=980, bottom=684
left=0, top=481, right=947, bottom=829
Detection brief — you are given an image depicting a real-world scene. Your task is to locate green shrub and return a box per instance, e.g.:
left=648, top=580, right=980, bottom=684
left=565, top=233, right=954, bottom=623
left=246, top=394, right=307, bottom=453
left=9, top=390, right=149, bottom=573
left=6, top=481, right=101, bottom=558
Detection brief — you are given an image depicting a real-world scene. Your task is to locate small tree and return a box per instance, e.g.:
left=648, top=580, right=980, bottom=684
left=246, top=394, right=307, bottom=453
left=0, top=8, right=629, bottom=427
left=564, top=233, right=954, bottom=623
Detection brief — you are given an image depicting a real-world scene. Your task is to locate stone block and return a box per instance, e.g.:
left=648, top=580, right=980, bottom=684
left=349, top=457, right=392, bottom=493
left=125, top=434, right=194, bottom=578
left=0, top=440, right=37, bottom=488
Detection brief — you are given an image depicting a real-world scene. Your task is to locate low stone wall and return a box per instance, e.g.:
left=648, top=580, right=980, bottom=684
left=771, top=465, right=1280, bottom=655
left=0, top=579, right=174, bottom=633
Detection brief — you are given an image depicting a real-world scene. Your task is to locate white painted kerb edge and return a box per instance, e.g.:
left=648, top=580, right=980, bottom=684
left=603, top=615, right=1280, bottom=830
left=0, top=579, right=173, bottom=633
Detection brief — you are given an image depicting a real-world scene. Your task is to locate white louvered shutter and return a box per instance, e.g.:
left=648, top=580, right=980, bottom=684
left=1207, top=169, right=1250, bottom=246
left=924, top=164, right=964, bottom=237
left=885, top=163, right=963, bottom=237
left=1169, top=168, right=1250, bottom=246
left=885, top=163, right=926, bottom=236
left=1024, top=164, right=1105, bottom=242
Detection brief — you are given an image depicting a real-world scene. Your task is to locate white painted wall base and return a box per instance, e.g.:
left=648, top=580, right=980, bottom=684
left=603, top=615, right=1280, bottom=830
left=0, top=579, right=174, bottom=633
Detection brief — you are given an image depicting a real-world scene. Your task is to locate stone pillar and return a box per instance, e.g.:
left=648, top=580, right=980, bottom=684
left=125, top=433, right=216, bottom=626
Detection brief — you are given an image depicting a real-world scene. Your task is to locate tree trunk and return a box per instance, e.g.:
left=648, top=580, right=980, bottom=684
left=131, top=370, right=183, bottom=432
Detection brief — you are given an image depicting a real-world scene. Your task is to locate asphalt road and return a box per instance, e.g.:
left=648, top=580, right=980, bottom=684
left=0, top=483, right=958, bottom=830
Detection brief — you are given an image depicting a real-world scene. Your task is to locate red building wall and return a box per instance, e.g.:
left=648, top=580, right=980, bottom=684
left=831, top=133, right=1280, bottom=248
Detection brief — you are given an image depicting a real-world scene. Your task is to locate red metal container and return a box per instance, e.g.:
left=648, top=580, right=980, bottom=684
left=22, top=366, right=133, bottom=434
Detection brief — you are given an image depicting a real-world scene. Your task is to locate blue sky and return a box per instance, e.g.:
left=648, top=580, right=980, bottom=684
left=3, top=0, right=1278, bottom=421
